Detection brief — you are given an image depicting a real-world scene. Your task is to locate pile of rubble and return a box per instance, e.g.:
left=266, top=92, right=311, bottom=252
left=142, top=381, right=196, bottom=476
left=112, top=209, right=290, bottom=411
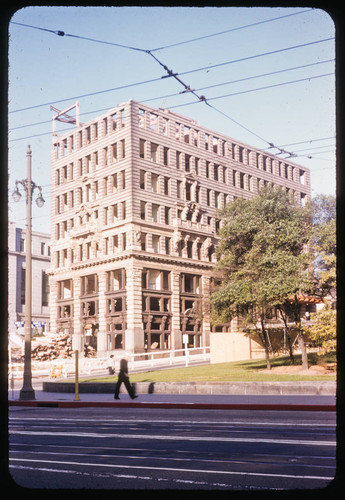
left=31, top=333, right=73, bottom=361
left=10, top=347, right=24, bottom=363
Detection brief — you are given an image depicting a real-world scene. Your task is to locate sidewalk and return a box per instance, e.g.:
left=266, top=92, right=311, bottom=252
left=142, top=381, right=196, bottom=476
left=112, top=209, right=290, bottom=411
left=8, top=387, right=336, bottom=411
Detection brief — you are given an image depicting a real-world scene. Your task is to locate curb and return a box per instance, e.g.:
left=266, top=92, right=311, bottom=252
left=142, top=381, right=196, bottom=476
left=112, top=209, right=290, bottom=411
left=8, top=400, right=336, bottom=412
left=42, top=380, right=337, bottom=396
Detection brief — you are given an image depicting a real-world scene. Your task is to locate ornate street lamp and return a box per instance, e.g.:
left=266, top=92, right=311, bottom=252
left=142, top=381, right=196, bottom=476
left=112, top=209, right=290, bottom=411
left=12, top=146, right=45, bottom=400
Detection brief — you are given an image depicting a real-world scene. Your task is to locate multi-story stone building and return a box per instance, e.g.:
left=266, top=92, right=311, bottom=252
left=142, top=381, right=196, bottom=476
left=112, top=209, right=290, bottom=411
left=49, top=100, right=310, bottom=356
left=8, top=221, right=50, bottom=335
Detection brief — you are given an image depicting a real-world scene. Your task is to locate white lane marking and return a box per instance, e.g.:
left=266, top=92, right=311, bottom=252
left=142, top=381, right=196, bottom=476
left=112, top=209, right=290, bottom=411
left=10, top=429, right=335, bottom=446
left=8, top=464, right=264, bottom=489
left=9, top=457, right=334, bottom=482
left=9, top=416, right=336, bottom=427
left=10, top=442, right=337, bottom=463
left=10, top=448, right=336, bottom=470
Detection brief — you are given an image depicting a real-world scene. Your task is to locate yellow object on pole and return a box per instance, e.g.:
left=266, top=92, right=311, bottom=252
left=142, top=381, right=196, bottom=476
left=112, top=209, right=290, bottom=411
left=74, top=350, right=80, bottom=401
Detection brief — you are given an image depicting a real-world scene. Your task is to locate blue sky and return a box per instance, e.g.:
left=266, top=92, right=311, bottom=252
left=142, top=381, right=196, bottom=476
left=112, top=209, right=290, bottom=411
left=8, top=6, right=335, bottom=233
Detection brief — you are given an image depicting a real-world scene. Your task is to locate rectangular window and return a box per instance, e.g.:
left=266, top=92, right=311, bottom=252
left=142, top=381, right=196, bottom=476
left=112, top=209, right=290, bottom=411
left=58, top=279, right=73, bottom=300
left=120, top=108, right=125, bottom=127
left=120, top=139, right=125, bottom=159
left=215, top=191, right=220, bottom=208
left=103, top=117, right=108, bottom=135
left=42, top=272, right=49, bottom=307
left=299, top=169, right=306, bottom=184
left=121, top=170, right=126, bottom=189
left=107, top=269, right=125, bottom=291
left=113, top=203, right=118, bottom=221
left=164, top=206, right=170, bottom=224
left=214, top=164, right=219, bottom=181
left=151, top=173, right=159, bottom=193
left=152, top=204, right=159, bottom=223
left=111, top=112, right=117, bottom=131
left=140, top=138, right=145, bottom=159
left=138, top=108, right=145, bottom=128
left=184, top=126, right=190, bottom=143
left=185, top=154, right=191, bottom=172
left=176, top=151, right=181, bottom=169
left=140, top=201, right=146, bottom=220
left=82, top=274, right=98, bottom=295
left=149, top=112, right=157, bottom=130
left=140, top=170, right=146, bottom=189
left=151, top=143, right=158, bottom=162
left=186, top=182, right=192, bottom=201
left=163, top=147, right=169, bottom=166
left=152, top=235, right=160, bottom=253
left=85, top=184, right=91, bottom=202
left=113, top=234, right=119, bottom=252
left=175, top=123, right=180, bottom=140
left=182, top=274, right=201, bottom=294
left=195, top=157, right=199, bottom=175
left=165, top=237, right=171, bottom=255
left=141, top=233, right=147, bottom=250
left=240, top=172, right=245, bottom=189
left=162, top=118, right=167, bottom=135
left=112, top=143, right=117, bottom=162
left=164, top=177, right=169, bottom=195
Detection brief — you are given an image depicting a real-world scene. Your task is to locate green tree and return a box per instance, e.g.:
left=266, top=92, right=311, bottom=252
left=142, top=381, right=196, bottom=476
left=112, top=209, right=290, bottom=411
left=312, top=194, right=336, bottom=298
left=211, top=187, right=313, bottom=369
left=303, top=303, right=336, bottom=354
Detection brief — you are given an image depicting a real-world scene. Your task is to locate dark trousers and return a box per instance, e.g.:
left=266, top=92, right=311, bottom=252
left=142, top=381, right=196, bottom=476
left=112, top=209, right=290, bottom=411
left=115, top=371, right=135, bottom=398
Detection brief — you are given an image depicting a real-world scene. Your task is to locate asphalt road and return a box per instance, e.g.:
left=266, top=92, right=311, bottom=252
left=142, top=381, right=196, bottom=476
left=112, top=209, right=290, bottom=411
left=9, top=405, right=336, bottom=491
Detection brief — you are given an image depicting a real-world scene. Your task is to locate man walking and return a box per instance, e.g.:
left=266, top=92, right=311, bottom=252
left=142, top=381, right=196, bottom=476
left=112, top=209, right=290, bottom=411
left=114, top=358, right=138, bottom=400
left=107, top=354, right=115, bottom=375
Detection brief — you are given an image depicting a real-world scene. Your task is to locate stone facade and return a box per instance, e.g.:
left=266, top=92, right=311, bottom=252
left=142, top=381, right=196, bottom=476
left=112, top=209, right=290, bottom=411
left=8, top=221, right=50, bottom=334
left=49, top=100, right=311, bottom=356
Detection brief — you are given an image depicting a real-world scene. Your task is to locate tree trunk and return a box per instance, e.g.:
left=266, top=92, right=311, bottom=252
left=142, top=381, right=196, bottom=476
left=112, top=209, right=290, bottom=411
left=278, top=307, right=295, bottom=364
left=286, top=332, right=295, bottom=364
left=292, top=295, right=308, bottom=370
left=297, top=331, right=309, bottom=370
left=260, top=317, right=271, bottom=370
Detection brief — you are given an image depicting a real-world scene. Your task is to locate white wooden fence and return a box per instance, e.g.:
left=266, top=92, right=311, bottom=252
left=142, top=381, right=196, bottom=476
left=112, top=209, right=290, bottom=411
left=9, top=346, right=210, bottom=380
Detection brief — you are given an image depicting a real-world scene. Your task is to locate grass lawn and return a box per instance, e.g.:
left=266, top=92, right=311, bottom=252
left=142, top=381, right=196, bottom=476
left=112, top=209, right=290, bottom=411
left=80, top=352, right=336, bottom=384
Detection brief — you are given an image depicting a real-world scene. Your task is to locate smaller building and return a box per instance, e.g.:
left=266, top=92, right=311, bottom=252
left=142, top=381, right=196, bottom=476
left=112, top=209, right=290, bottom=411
left=8, top=221, right=51, bottom=336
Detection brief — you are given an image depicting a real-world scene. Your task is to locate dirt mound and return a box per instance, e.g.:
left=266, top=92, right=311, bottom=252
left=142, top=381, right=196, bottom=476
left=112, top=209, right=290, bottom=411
left=260, top=364, right=335, bottom=375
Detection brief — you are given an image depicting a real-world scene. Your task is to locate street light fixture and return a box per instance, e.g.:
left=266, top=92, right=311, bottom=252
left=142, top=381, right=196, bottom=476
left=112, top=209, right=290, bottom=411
left=11, top=186, right=22, bottom=203
left=12, top=145, right=45, bottom=400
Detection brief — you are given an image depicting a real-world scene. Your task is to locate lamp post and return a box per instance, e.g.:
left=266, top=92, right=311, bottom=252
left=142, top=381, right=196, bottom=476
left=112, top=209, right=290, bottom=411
left=12, top=145, right=45, bottom=400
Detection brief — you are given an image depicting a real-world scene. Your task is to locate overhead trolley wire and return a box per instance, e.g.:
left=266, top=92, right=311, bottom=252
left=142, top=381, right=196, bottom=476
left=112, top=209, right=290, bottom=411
left=10, top=16, right=335, bottom=160
left=9, top=58, right=334, bottom=132
left=272, top=136, right=335, bottom=148
left=10, top=21, right=148, bottom=53
left=145, top=47, right=334, bottom=158
left=9, top=76, right=164, bottom=114
left=177, top=38, right=335, bottom=78
left=166, top=73, right=333, bottom=109
left=8, top=30, right=334, bottom=115
left=11, top=8, right=313, bottom=53
left=148, top=8, right=314, bottom=51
